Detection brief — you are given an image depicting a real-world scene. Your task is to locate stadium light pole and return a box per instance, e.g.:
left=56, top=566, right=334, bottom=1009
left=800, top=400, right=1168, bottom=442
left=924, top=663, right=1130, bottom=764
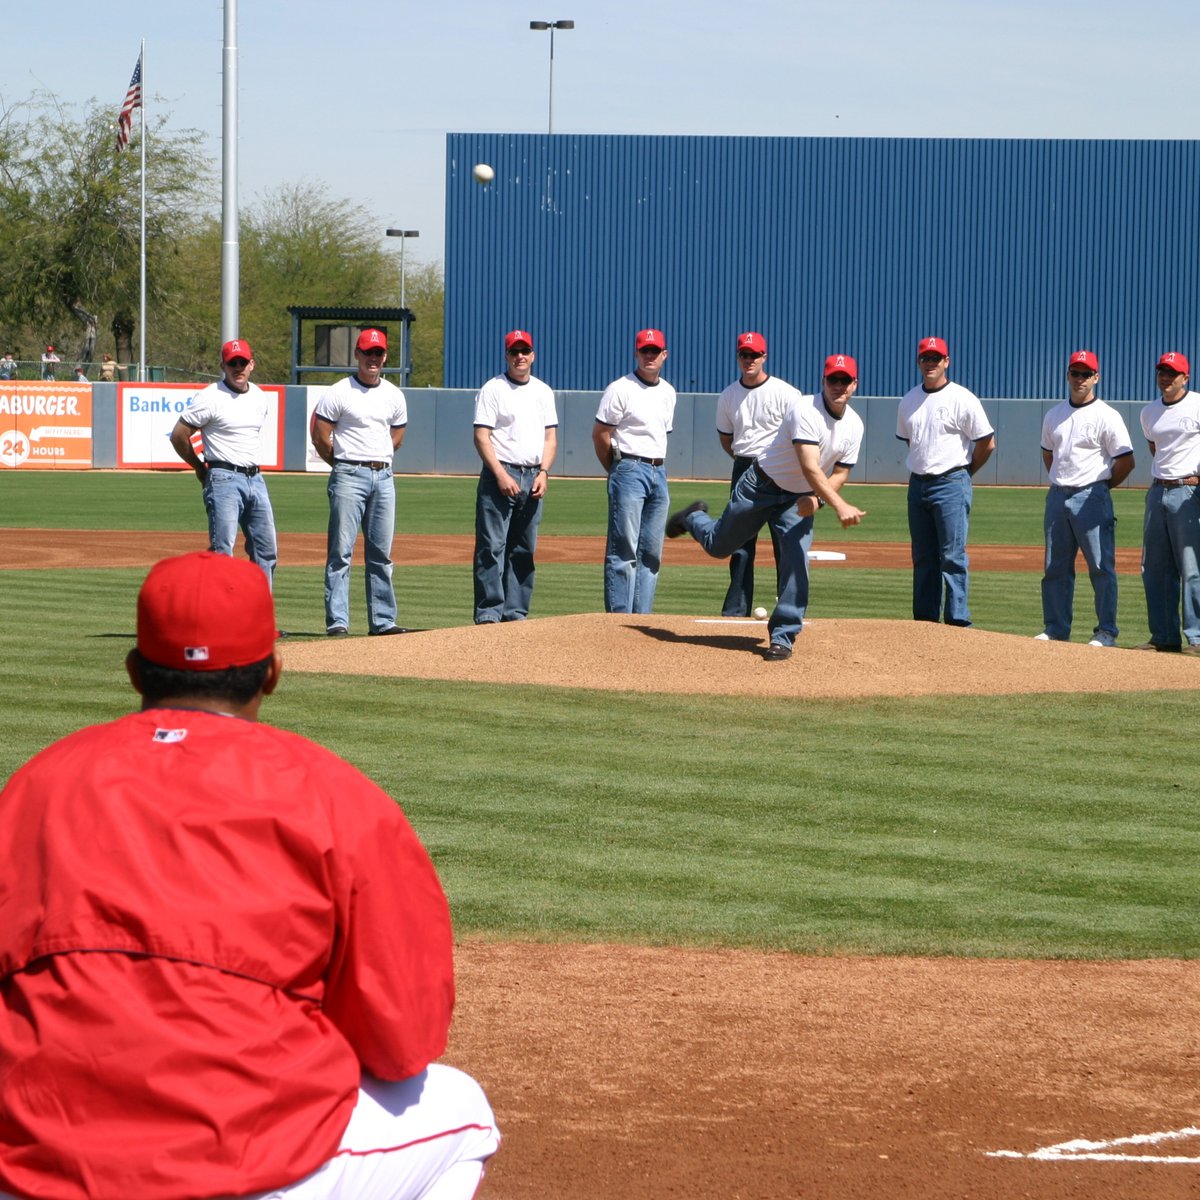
left=385, top=229, right=420, bottom=310
left=528, top=19, right=574, bottom=133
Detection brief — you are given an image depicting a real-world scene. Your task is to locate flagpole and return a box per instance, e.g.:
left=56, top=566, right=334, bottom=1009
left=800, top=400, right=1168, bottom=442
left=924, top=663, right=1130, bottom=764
left=138, top=38, right=147, bottom=382
left=221, top=0, right=239, bottom=342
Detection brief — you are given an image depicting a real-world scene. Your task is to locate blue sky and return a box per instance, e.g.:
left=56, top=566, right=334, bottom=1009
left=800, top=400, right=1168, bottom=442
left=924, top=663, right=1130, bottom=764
left=7, top=0, right=1196, bottom=270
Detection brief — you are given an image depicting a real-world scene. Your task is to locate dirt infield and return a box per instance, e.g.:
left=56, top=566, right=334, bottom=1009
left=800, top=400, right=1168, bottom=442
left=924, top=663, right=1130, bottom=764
left=9, top=528, right=1198, bottom=1199
left=0, top=527, right=1147, bottom=573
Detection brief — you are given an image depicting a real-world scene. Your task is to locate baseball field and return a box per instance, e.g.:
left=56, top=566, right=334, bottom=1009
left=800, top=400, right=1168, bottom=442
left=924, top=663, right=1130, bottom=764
left=3, top=470, right=1199, bottom=1199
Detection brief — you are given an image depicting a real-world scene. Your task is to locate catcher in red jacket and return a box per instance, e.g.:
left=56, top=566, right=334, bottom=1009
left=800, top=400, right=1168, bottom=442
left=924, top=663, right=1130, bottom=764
left=0, top=551, right=499, bottom=1200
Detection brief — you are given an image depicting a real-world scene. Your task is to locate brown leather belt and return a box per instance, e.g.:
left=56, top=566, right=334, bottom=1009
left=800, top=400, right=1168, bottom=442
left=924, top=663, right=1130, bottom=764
left=335, top=458, right=390, bottom=470
left=621, top=454, right=665, bottom=466
left=1156, top=476, right=1200, bottom=488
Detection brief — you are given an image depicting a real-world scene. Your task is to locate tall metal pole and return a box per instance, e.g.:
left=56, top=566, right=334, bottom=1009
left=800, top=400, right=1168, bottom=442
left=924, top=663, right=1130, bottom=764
left=547, top=24, right=555, bottom=134
left=220, top=0, right=239, bottom=342
left=138, top=38, right=146, bottom=381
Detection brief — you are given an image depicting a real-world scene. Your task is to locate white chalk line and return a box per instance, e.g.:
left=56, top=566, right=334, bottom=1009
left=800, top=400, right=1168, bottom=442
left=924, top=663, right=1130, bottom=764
left=988, top=1125, right=1200, bottom=1164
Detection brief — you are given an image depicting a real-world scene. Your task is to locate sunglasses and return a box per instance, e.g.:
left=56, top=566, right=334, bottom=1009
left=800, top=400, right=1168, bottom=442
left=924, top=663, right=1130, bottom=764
left=826, top=374, right=854, bottom=384
left=507, top=347, right=531, bottom=356
left=918, top=354, right=944, bottom=364
left=225, top=358, right=250, bottom=369
left=637, top=345, right=664, bottom=355
left=1157, top=366, right=1182, bottom=375
left=359, top=348, right=386, bottom=358
left=737, top=350, right=764, bottom=361
left=1068, top=369, right=1094, bottom=379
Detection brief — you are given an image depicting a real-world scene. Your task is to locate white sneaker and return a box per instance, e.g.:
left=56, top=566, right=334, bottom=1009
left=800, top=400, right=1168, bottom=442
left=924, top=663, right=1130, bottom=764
left=1033, top=632, right=1051, bottom=641
left=1088, top=632, right=1117, bottom=648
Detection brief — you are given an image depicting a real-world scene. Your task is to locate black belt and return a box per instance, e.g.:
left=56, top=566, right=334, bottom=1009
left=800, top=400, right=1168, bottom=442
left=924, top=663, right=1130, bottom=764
left=206, top=460, right=259, bottom=476
left=621, top=454, right=665, bottom=466
left=913, top=466, right=968, bottom=480
left=1052, top=481, right=1104, bottom=495
left=1156, top=476, right=1200, bottom=489
left=499, top=461, right=541, bottom=471
left=335, top=457, right=390, bottom=470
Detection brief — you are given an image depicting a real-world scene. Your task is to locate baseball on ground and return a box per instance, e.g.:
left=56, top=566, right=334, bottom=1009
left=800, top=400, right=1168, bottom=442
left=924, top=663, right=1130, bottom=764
left=753, top=606, right=768, bottom=619
left=472, top=163, right=495, bottom=184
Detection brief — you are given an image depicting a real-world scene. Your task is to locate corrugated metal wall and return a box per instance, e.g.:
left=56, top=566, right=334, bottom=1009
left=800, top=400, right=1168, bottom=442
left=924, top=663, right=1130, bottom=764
left=445, top=135, right=1200, bottom=401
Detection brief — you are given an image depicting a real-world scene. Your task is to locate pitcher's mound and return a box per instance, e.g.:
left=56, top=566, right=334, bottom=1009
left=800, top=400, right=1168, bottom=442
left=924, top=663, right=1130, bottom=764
left=283, top=615, right=1200, bottom=698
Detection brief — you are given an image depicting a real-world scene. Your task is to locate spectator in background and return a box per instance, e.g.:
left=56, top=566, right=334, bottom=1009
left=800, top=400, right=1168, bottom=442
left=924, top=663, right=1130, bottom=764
left=0, top=353, right=16, bottom=381
left=73, top=366, right=89, bottom=384
left=98, top=353, right=118, bottom=382
left=41, top=346, right=60, bottom=381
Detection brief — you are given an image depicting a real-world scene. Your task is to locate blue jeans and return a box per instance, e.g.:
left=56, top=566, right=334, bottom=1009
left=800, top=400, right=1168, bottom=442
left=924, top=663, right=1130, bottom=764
left=1141, top=481, right=1200, bottom=648
left=604, top=458, right=670, bottom=613
left=473, top=465, right=543, bottom=623
left=686, top=463, right=810, bottom=648
left=907, top=469, right=973, bottom=625
left=325, top=462, right=397, bottom=633
left=722, top=455, right=782, bottom=617
left=201, top=468, right=277, bottom=588
left=1041, top=483, right=1118, bottom=640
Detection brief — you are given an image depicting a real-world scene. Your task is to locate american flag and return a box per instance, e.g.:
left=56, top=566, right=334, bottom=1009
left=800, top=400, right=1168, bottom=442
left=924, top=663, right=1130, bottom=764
left=116, top=54, right=142, bottom=152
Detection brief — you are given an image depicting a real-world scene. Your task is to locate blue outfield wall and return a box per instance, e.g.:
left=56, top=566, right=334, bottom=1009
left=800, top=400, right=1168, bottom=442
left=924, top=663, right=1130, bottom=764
left=85, top=386, right=1154, bottom=487
left=443, top=134, right=1199, bottom=402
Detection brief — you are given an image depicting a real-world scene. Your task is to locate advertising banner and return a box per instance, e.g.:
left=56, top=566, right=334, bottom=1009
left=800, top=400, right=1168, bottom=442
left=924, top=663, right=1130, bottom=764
left=0, top=383, right=93, bottom=469
left=117, top=382, right=285, bottom=469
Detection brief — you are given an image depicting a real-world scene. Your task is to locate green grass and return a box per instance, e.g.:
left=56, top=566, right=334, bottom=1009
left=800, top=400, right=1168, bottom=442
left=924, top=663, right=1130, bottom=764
left=0, top=473, right=1192, bottom=960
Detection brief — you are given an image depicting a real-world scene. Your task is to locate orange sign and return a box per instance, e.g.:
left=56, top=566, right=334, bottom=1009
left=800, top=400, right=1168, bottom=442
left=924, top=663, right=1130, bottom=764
left=0, top=383, right=93, bottom=469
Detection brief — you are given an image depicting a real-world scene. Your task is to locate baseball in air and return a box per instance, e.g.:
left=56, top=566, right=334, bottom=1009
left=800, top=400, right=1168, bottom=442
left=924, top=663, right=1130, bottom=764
left=472, top=163, right=495, bottom=184
left=753, top=607, right=768, bottom=620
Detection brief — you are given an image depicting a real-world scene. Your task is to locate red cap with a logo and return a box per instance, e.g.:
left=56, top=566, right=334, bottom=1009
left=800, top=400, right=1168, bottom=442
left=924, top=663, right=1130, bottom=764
left=824, top=354, right=858, bottom=380
left=221, top=339, right=253, bottom=363
left=356, top=328, right=388, bottom=352
left=635, top=328, right=666, bottom=350
left=1069, top=350, right=1099, bottom=373
left=737, top=331, right=767, bottom=355
left=1158, top=351, right=1190, bottom=375
left=917, top=336, right=949, bottom=358
left=137, top=551, right=277, bottom=672
left=505, top=330, right=534, bottom=351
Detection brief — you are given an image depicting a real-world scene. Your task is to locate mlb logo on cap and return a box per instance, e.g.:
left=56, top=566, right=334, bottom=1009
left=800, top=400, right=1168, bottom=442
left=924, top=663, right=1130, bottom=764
left=183, top=646, right=211, bottom=662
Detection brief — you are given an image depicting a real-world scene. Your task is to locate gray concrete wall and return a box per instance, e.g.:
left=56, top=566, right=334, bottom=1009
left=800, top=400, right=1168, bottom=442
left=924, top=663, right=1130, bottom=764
left=77, top=385, right=1156, bottom=487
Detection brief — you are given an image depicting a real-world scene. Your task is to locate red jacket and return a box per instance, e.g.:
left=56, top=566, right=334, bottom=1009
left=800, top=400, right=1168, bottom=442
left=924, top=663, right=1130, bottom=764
left=0, top=709, right=455, bottom=1200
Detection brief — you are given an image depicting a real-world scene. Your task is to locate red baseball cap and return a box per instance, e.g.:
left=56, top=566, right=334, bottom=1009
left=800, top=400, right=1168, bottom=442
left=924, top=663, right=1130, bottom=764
left=824, top=353, right=858, bottom=380
left=137, top=551, right=277, bottom=672
left=1158, top=351, right=1190, bottom=375
left=221, top=339, right=253, bottom=363
left=505, top=330, right=534, bottom=351
left=1069, top=350, right=1099, bottom=373
left=635, top=328, right=666, bottom=350
left=356, top=328, right=388, bottom=352
left=918, top=336, right=949, bottom=358
left=737, top=331, right=767, bottom=355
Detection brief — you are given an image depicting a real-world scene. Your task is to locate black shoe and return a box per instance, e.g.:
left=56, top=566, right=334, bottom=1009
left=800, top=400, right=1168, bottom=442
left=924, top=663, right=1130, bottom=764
left=327, top=625, right=348, bottom=637
left=763, top=643, right=792, bottom=661
left=369, top=626, right=408, bottom=636
left=666, top=499, right=708, bottom=538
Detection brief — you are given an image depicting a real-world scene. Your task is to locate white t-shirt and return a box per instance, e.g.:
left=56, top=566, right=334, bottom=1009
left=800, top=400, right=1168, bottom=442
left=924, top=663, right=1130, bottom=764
left=595, top=372, right=676, bottom=458
left=315, top=375, right=408, bottom=462
left=473, top=373, right=558, bottom=466
left=181, top=379, right=271, bottom=466
left=756, top=394, right=864, bottom=494
left=1140, top=390, right=1200, bottom=480
left=715, top=375, right=802, bottom=459
left=1041, top=398, right=1133, bottom=487
left=896, top=380, right=993, bottom=475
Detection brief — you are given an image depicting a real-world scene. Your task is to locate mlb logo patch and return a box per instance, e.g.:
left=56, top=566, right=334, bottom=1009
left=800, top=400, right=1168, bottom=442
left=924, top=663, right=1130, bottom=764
left=183, top=645, right=210, bottom=662
left=153, top=728, right=188, bottom=743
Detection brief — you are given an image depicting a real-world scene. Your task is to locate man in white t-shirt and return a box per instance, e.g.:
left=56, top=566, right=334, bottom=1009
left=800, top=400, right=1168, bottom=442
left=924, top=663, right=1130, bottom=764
left=714, top=331, right=800, bottom=616
left=1138, top=350, right=1200, bottom=653
left=592, top=328, right=676, bottom=613
left=1035, top=350, right=1134, bottom=647
left=169, top=338, right=278, bottom=586
left=896, top=336, right=995, bottom=627
left=667, top=355, right=867, bottom=660
left=311, top=329, right=408, bottom=637
left=471, top=329, right=558, bottom=624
